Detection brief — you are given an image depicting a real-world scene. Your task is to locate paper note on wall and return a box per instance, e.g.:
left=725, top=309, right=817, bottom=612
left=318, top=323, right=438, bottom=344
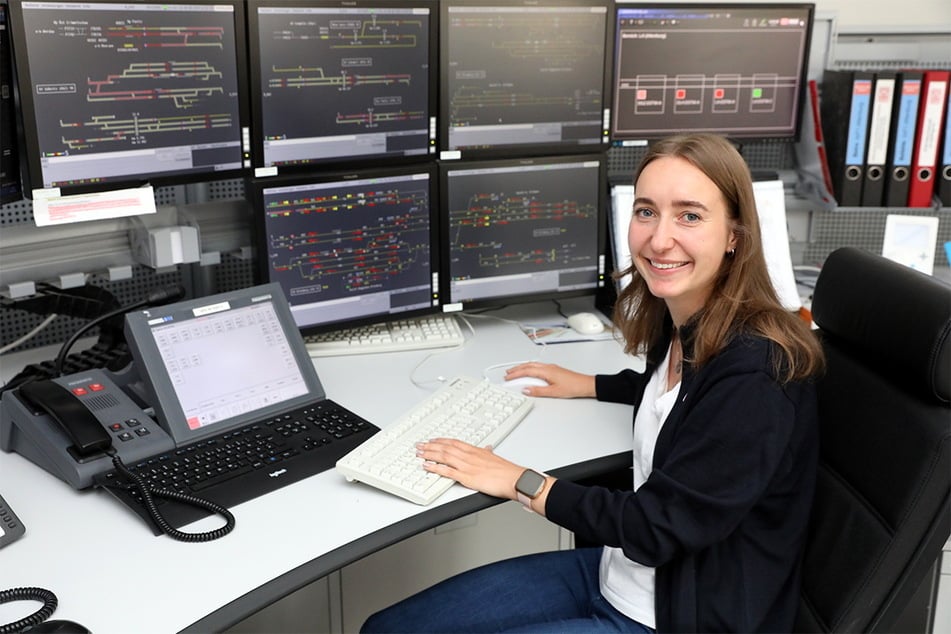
left=753, top=180, right=802, bottom=311
left=610, top=184, right=635, bottom=291
left=882, top=214, right=939, bottom=275
left=31, top=186, right=157, bottom=227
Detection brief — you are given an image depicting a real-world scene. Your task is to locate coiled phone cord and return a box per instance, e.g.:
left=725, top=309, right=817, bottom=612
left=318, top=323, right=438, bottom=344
left=108, top=450, right=235, bottom=542
left=0, top=587, right=57, bottom=633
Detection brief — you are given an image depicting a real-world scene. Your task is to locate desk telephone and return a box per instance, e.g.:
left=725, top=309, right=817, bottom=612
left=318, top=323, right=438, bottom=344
left=1, top=368, right=173, bottom=490
left=1, top=367, right=235, bottom=541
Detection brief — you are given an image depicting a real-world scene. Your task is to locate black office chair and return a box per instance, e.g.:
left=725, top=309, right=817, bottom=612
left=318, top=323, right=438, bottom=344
left=795, top=247, right=951, bottom=633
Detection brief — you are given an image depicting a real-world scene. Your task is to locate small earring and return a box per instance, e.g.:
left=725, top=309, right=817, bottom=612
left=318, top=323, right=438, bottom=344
left=727, top=248, right=736, bottom=257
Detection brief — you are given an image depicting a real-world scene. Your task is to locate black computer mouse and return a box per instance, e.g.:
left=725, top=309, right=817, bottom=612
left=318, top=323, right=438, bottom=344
left=25, top=619, right=91, bottom=634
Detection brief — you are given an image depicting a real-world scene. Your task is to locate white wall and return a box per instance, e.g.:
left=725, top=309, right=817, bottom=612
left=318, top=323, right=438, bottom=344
left=816, top=0, right=950, bottom=29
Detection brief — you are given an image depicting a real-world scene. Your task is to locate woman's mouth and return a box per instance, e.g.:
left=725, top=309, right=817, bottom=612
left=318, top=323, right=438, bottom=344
left=649, top=259, right=687, bottom=270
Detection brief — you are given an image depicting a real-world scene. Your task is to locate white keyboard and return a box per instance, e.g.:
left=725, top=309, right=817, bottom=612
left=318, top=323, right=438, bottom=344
left=305, top=315, right=465, bottom=357
left=336, top=376, right=533, bottom=505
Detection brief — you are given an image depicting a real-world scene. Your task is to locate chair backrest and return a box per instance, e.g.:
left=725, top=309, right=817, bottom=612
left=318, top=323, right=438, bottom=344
left=795, top=247, right=951, bottom=633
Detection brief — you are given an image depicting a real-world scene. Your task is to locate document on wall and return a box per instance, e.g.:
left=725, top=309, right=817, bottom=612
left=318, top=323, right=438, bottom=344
left=752, top=180, right=802, bottom=311
left=610, top=184, right=635, bottom=291
left=31, top=186, right=157, bottom=227
left=882, top=214, right=940, bottom=275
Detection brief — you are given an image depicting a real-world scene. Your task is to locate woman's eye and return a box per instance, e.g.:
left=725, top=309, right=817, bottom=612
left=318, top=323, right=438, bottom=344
left=634, top=207, right=654, bottom=219
left=682, top=212, right=701, bottom=223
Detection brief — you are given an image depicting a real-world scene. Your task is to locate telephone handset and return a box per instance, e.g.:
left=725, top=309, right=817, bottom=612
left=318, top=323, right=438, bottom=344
left=17, top=380, right=113, bottom=457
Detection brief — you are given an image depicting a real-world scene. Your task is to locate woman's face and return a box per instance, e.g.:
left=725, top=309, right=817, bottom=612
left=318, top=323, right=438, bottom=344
left=628, top=155, right=737, bottom=326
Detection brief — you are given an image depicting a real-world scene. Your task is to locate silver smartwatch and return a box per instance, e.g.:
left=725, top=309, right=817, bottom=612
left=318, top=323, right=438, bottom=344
left=515, top=469, right=547, bottom=511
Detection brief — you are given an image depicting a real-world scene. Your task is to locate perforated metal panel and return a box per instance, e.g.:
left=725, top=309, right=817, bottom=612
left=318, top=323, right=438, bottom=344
left=205, top=178, right=246, bottom=201
left=607, top=141, right=795, bottom=184
left=803, top=209, right=950, bottom=268
left=0, top=197, right=31, bottom=225
left=213, top=252, right=256, bottom=294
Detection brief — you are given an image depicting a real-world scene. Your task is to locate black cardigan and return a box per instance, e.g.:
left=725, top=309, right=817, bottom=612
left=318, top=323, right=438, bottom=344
left=545, top=323, right=818, bottom=633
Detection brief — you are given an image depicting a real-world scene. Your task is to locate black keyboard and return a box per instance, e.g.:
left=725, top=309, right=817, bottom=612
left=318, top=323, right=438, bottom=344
left=96, top=399, right=378, bottom=533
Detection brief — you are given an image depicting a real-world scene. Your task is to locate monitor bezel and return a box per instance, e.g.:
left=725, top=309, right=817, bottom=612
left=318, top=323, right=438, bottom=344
left=7, top=0, right=252, bottom=198
left=438, top=0, right=613, bottom=161
left=438, top=152, right=608, bottom=313
left=609, top=2, right=815, bottom=145
left=124, top=282, right=326, bottom=445
left=249, top=162, right=443, bottom=335
left=246, top=0, right=439, bottom=175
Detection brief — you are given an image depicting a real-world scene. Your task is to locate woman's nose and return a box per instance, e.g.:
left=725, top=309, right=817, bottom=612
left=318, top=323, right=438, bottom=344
left=650, top=218, right=676, bottom=250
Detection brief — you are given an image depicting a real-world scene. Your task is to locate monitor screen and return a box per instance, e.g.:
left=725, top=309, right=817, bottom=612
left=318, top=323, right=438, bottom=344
left=251, top=165, right=441, bottom=333
left=440, top=0, right=610, bottom=157
left=124, top=282, right=325, bottom=444
left=248, top=0, right=437, bottom=171
left=440, top=154, right=606, bottom=310
left=7, top=0, right=250, bottom=196
left=610, top=3, right=813, bottom=143
left=0, top=1, right=21, bottom=203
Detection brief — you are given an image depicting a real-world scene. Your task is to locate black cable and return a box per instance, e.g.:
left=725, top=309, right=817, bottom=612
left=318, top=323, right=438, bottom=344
left=107, top=450, right=235, bottom=542
left=0, top=587, right=57, bottom=634
left=53, top=285, right=184, bottom=377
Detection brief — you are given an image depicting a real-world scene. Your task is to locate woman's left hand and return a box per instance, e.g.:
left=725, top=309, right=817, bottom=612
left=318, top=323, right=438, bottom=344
left=416, top=438, right=524, bottom=501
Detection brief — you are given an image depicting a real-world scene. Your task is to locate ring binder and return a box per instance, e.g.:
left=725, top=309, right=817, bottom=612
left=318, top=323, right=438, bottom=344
left=821, top=70, right=874, bottom=207
left=908, top=70, right=949, bottom=207
left=884, top=71, right=923, bottom=208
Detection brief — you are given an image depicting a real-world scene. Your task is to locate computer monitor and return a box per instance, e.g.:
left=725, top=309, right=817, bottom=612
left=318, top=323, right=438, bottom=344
left=440, top=154, right=607, bottom=311
left=7, top=0, right=250, bottom=196
left=440, top=0, right=611, bottom=158
left=247, top=0, right=437, bottom=171
left=0, top=1, right=21, bottom=203
left=610, top=3, right=813, bottom=144
left=124, top=282, right=324, bottom=444
left=251, top=165, right=441, bottom=334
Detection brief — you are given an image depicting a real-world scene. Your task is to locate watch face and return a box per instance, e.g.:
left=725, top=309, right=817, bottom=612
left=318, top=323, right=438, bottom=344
left=516, top=469, right=546, bottom=498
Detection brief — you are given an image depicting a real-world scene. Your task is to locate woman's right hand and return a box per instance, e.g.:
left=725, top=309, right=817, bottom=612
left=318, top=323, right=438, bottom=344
left=504, top=362, right=597, bottom=399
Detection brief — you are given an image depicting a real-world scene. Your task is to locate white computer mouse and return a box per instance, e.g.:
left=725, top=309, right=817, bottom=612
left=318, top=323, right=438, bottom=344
left=566, top=312, right=605, bottom=335
left=501, top=376, right=549, bottom=392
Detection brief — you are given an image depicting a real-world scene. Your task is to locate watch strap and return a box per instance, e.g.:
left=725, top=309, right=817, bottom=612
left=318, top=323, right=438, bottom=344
left=516, top=489, right=535, bottom=510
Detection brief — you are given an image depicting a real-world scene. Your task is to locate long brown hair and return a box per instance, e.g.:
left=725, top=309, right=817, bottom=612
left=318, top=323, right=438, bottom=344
left=612, top=134, right=824, bottom=383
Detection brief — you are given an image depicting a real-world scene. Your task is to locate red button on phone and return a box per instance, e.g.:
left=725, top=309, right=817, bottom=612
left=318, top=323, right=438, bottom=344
left=89, top=383, right=104, bottom=391
left=71, top=387, right=87, bottom=396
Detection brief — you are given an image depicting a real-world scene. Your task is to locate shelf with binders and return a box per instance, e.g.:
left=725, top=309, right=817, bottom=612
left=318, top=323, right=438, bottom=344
left=801, top=69, right=951, bottom=211
left=793, top=71, right=950, bottom=279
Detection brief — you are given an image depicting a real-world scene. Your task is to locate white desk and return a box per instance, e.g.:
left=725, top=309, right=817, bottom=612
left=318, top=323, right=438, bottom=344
left=0, top=298, right=642, bottom=633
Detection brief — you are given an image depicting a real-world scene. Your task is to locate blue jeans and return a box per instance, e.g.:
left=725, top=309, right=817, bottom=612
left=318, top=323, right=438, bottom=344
left=360, top=547, right=654, bottom=633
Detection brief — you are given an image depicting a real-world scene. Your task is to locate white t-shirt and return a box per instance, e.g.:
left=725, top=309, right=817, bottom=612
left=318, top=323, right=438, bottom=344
left=599, top=343, right=681, bottom=629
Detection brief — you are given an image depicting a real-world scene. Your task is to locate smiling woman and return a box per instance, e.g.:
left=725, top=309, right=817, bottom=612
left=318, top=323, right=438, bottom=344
left=362, top=134, right=826, bottom=634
